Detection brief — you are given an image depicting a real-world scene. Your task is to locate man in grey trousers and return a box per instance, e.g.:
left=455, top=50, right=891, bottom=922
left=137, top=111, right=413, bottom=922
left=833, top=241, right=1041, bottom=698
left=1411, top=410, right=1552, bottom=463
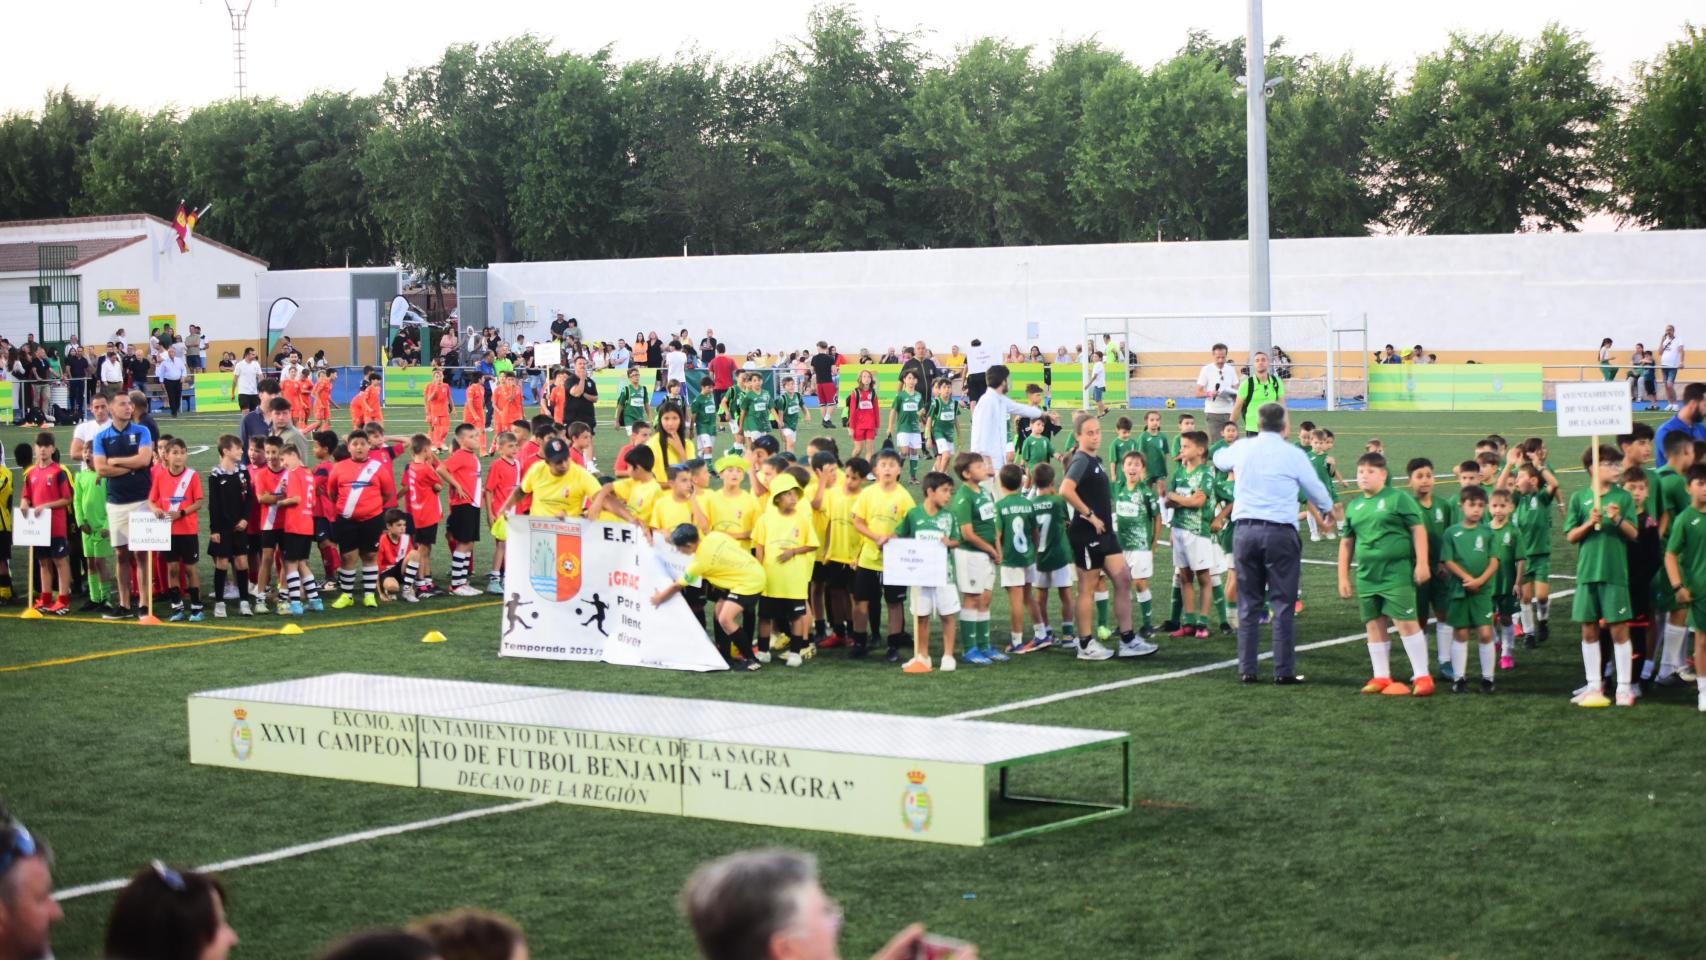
left=1211, top=403, right=1334, bottom=684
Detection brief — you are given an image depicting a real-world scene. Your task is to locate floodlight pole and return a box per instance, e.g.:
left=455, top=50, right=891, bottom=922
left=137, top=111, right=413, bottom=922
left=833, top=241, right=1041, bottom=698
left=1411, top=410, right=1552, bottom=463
left=1245, top=0, right=1272, bottom=359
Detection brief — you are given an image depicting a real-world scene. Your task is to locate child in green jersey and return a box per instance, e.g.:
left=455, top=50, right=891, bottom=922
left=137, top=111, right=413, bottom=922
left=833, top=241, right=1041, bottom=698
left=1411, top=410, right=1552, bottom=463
left=1018, top=417, right=1054, bottom=471
left=1027, top=462, right=1075, bottom=648
left=1165, top=431, right=1215, bottom=638
left=1407, top=457, right=1458, bottom=679
left=1110, top=418, right=1141, bottom=477
left=1506, top=446, right=1561, bottom=643
left=950, top=452, right=1003, bottom=664
left=1441, top=486, right=1499, bottom=694
left=1565, top=444, right=1640, bottom=707
left=74, top=446, right=112, bottom=609
left=1305, top=429, right=1342, bottom=541
left=928, top=378, right=959, bottom=474
left=1652, top=431, right=1697, bottom=682
left=615, top=365, right=650, bottom=430
left=737, top=372, right=776, bottom=444
left=1660, top=464, right=1706, bottom=712
left=1487, top=489, right=1523, bottom=671
left=1139, top=410, right=1170, bottom=501
left=994, top=463, right=1036, bottom=654
left=1113, top=451, right=1161, bottom=636
left=776, top=376, right=805, bottom=454
left=1210, top=464, right=1236, bottom=633
left=1340, top=452, right=1435, bottom=697
left=897, top=471, right=961, bottom=673
left=888, top=369, right=925, bottom=482
left=690, top=386, right=721, bottom=458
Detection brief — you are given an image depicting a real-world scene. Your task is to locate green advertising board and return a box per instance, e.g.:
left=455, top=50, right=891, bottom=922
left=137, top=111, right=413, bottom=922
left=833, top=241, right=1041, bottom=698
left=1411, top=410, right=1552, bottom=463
left=382, top=367, right=434, bottom=407
left=191, top=374, right=239, bottom=414
left=1368, top=364, right=1542, bottom=412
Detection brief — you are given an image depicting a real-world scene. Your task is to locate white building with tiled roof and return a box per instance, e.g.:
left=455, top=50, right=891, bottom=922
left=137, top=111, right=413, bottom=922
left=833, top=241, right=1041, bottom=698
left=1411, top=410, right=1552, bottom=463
left=0, top=213, right=267, bottom=356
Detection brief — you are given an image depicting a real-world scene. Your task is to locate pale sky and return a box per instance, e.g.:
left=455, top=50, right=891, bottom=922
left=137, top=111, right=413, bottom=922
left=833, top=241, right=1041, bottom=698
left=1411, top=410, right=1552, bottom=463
left=1, top=0, right=1698, bottom=114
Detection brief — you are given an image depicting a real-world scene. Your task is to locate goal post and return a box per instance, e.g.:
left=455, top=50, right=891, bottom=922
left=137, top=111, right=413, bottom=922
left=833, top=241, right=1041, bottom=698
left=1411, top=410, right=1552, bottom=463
left=1081, top=310, right=1369, bottom=412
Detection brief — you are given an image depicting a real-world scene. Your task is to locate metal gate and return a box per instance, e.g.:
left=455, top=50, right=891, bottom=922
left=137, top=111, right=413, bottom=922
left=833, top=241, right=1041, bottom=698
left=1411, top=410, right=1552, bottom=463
left=35, top=243, right=81, bottom=352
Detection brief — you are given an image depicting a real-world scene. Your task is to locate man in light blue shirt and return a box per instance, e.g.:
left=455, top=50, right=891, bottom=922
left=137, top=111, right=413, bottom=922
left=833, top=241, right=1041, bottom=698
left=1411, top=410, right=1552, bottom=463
left=1211, top=403, right=1334, bottom=684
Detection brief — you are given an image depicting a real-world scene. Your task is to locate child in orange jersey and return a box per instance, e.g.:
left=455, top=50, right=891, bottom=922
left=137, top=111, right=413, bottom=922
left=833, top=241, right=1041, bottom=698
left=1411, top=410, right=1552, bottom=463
left=424, top=366, right=453, bottom=451
left=310, top=368, right=336, bottom=433
left=462, top=373, right=490, bottom=455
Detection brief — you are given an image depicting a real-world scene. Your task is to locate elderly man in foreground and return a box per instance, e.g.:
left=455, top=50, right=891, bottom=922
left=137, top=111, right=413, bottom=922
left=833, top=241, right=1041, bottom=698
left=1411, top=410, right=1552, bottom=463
left=1212, top=403, right=1334, bottom=684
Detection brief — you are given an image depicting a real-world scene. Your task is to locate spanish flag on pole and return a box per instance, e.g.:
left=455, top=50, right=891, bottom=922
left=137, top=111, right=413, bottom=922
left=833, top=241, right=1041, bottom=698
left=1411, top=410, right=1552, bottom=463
left=172, top=200, right=212, bottom=253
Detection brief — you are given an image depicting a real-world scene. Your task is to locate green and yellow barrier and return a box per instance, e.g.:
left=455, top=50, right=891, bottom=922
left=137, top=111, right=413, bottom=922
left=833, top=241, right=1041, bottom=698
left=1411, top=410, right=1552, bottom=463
left=1368, top=364, right=1542, bottom=412
left=191, top=374, right=239, bottom=414
left=382, top=367, right=435, bottom=407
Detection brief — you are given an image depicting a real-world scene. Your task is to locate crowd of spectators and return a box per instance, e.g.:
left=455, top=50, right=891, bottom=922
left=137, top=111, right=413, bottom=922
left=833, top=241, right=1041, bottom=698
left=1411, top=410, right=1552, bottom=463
left=0, top=323, right=206, bottom=425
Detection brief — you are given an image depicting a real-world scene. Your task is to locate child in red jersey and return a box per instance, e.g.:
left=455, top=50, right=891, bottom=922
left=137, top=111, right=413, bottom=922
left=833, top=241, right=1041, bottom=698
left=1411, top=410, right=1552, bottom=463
left=493, top=371, right=525, bottom=434
left=310, top=430, right=342, bottom=589
left=363, top=422, right=405, bottom=509
left=148, top=437, right=204, bottom=621
left=484, top=430, right=521, bottom=592
left=276, top=444, right=321, bottom=614
left=328, top=429, right=397, bottom=608
left=375, top=509, right=412, bottom=600
left=251, top=437, right=290, bottom=613
left=402, top=434, right=446, bottom=603
left=424, top=366, right=453, bottom=451
left=21, top=432, right=74, bottom=614
left=444, top=423, right=483, bottom=596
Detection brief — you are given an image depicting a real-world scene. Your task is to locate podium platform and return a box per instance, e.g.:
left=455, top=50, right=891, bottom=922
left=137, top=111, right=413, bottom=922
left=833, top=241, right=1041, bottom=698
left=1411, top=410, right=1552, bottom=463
left=189, top=673, right=1131, bottom=846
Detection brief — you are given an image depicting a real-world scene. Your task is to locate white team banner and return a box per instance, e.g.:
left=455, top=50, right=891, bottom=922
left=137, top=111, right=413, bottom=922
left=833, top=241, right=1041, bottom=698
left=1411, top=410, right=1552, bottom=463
left=499, top=517, right=727, bottom=672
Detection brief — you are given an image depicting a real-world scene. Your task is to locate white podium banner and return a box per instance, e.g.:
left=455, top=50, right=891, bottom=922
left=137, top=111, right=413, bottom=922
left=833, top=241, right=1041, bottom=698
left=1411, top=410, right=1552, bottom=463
left=499, top=517, right=726, bottom=672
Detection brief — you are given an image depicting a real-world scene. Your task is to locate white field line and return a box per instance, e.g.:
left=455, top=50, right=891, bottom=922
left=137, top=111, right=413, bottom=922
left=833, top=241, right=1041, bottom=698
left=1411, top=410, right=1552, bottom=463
left=55, top=586, right=1579, bottom=902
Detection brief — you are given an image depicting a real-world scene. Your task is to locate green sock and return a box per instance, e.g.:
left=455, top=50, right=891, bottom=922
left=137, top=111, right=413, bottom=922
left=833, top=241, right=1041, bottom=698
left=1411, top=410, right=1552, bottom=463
left=909, top=457, right=918, bottom=480
left=1139, top=595, right=1153, bottom=627
left=89, top=577, right=106, bottom=603
left=1212, top=583, right=1227, bottom=624
left=1062, top=620, right=1074, bottom=638
left=979, top=619, right=992, bottom=652
left=1168, top=582, right=1183, bottom=623
left=1095, top=596, right=1111, bottom=631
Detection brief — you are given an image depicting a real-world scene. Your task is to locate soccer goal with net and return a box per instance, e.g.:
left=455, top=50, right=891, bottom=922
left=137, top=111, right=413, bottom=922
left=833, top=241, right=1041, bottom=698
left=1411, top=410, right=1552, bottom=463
left=1081, top=310, right=1369, bottom=411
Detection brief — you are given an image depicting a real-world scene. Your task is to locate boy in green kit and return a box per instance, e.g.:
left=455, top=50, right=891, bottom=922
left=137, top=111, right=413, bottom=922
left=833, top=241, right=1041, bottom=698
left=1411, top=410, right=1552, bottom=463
left=1027, top=463, right=1075, bottom=649
left=927, top=378, right=959, bottom=475
left=690, top=384, right=721, bottom=458
left=1339, top=452, right=1435, bottom=697
left=993, top=464, right=1036, bottom=654
left=897, top=471, right=961, bottom=673
left=737, top=372, right=776, bottom=444
left=1166, top=430, right=1215, bottom=638
left=888, top=369, right=925, bottom=482
left=1407, top=457, right=1458, bottom=679
left=74, top=448, right=113, bottom=611
left=1139, top=410, right=1170, bottom=500
left=776, top=376, right=805, bottom=454
left=1487, top=489, right=1523, bottom=671
left=1512, top=459, right=1558, bottom=645
left=1110, top=418, right=1141, bottom=476
left=1113, top=451, right=1161, bottom=640
left=1019, top=417, right=1054, bottom=471
left=1652, top=431, right=1697, bottom=684
left=615, top=365, right=651, bottom=430
left=1565, top=444, right=1640, bottom=707
left=1660, top=464, right=1706, bottom=712
left=949, top=452, right=1003, bottom=664
left=1210, top=462, right=1236, bottom=633
left=1442, top=486, right=1499, bottom=694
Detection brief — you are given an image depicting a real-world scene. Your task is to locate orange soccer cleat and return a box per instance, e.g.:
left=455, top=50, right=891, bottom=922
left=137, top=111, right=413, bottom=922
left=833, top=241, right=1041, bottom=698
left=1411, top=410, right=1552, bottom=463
left=1379, top=680, right=1413, bottom=696
left=1360, top=677, right=1393, bottom=694
left=1410, top=675, right=1436, bottom=697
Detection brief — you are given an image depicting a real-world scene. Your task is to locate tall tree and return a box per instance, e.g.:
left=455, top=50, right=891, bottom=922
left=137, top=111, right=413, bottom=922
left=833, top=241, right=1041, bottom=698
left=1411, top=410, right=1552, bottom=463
left=1035, top=40, right=1127, bottom=243
left=74, top=107, right=183, bottom=218
left=512, top=52, right=626, bottom=261
left=1604, top=24, right=1706, bottom=229
left=0, top=89, right=105, bottom=221
left=1267, top=55, right=1391, bottom=237
left=362, top=36, right=563, bottom=274
left=897, top=38, right=1054, bottom=247
left=1376, top=25, right=1614, bottom=233
left=754, top=5, right=925, bottom=251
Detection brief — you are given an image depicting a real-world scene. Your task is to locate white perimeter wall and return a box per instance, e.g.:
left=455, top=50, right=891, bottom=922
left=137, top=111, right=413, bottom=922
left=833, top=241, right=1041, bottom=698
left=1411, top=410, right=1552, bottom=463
left=485, top=231, right=1706, bottom=357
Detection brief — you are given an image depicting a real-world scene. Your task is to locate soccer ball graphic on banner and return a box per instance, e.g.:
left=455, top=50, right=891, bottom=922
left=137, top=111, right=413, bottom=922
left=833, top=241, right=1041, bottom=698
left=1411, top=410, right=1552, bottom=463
left=1165, top=398, right=1177, bottom=409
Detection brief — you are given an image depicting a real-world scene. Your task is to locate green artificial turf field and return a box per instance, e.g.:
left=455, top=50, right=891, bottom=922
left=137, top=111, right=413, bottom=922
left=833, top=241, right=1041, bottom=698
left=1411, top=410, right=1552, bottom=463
left=4, top=404, right=1702, bottom=960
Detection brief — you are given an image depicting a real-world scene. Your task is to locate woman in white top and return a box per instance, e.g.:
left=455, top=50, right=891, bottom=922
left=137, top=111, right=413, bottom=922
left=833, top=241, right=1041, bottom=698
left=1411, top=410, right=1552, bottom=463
left=1658, top=324, right=1684, bottom=411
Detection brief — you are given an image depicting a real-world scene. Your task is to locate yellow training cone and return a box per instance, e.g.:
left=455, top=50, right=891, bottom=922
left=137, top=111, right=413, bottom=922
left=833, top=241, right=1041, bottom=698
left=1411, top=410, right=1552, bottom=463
left=420, top=630, right=448, bottom=644
left=279, top=623, right=304, bottom=636
left=18, top=608, right=44, bottom=620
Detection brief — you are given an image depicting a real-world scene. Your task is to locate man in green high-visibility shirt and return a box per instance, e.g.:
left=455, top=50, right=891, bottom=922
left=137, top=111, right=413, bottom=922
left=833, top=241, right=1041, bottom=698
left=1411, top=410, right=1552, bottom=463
left=1233, top=351, right=1285, bottom=436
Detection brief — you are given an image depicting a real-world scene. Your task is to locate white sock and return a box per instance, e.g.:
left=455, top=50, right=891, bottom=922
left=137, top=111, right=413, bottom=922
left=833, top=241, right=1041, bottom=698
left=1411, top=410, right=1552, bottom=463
left=1306, top=511, right=1320, bottom=536
left=1094, top=590, right=1108, bottom=603
left=1368, top=640, right=1391, bottom=679
left=1582, top=641, right=1602, bottom=688
left=1641, top=658, right=1656, bottom=681
left=1451, top=639, right=1468, bottom=680
left=1614, top=642, right=1632, bottom=689
left=1499, top=626, right=1514, bottom=656
left=1034, top=622, right=1047, bottom=638
left=1136, top=589, right=1152, bottom=604
left=1479, top=641, right=1496, bottom=679
left=1519, top=604, right=1534, bottom=635
left=1436, top=622, right=1453, bottom=664
left=1698, top=676, right=1706, bottom=695
left=1536, top=600, right=1549, bottom=622
left=1661, top=623, right=1687, bottom=674
left=1399, top=632, right=1430, bottom=680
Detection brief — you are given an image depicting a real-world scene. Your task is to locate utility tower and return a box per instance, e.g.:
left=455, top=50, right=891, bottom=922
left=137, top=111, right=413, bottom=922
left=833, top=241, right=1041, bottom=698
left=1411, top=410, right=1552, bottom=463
left=225, top=0, right=256, bottom=99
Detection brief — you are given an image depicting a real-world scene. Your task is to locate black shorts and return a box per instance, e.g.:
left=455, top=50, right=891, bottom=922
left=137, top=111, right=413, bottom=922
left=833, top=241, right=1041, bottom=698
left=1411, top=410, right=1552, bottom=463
left=1070, top=523, right=1117, bottom=571
left=208, top=529, right=249, bottom=559
left=815, top=559, right=854, bottom=590
left=713, top=388, right=729, bottom=413
left=760, top=597, right=809, bottom=623
left=380, top=562, right=404, bottom=586
left=722, top=591, right=760, bottom=613
left=447, top=504, right=481, bottom=544
left=0, top=531, right=10, bottom=553
left=281, top=533, right=313, bottom=563
left=170, top=534, right=200, bottom=564
left=237, top=393, right=259, bottom=411
left=413, top=523, right=439, bottom=547
left=260, top=529, right=282, bottom=550
left=313, top=516, right=332, bottom=542
left=334, top=514, right=385, bottom=554
left=966, top=372, right=987, bottom=403
left=41, top=536, right=69, bottom=559
left=854, top=567, right=907, bottom=606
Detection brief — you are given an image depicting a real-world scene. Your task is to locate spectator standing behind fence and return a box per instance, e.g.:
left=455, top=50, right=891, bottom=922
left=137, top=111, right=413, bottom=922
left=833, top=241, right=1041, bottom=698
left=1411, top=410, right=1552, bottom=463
left=157, top=349, right=185, bottom=417
left=1195, top=343, right=1241, bottom=437
left=64, top=346, right=90, bottom=420
left=1233, top=351, right=1285, bottom=436
left=1659, top=324, right=1684, bottom=411
left=231, top=349, right=262, bottom=411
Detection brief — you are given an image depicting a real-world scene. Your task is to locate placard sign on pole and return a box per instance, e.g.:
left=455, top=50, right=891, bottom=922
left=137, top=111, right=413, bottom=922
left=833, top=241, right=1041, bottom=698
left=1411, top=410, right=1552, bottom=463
left=1555, top=382, right=1634, bottom=517
left=11, top=509, right=51, bottom=548
left=882, top=539, right=949, bottom=587
left=532, top=341, right=561, bottom=368
left=128, top=514, right=174, bottom=553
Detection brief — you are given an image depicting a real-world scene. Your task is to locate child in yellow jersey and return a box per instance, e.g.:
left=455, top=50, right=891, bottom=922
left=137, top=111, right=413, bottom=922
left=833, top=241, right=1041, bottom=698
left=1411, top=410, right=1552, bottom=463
left=817, top=455, right=868, bottom=650
left=648, top=463, right=710, bottom=534
left=851, top=450, right=917, bottom=661
left=753, top=475, right=820, bottom=667
left=601, top=446, right=661, bottom=524
left=652, top=524, right=767, bottom=671
left=805, top=447, right=842, bottom=644
left=704, top=453, right=760, bottom=546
